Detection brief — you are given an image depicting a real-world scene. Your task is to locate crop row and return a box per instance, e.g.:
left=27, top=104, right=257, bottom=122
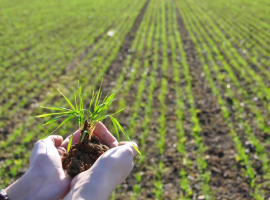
left=0, top=0, right=125, bottom=63
left=109, top=0, right=159, bottom=198
left=182, top=0, right=270, bottom=136
left=0, top=0, right=147, bottom=188
left=200, top=0, right=270, bottom=86
left=186, top=0, right=270, bottom=119
left=194, top=0, right=270, bottom=174
left=168, top=1, right=193, bottom=198
left=178, top=0, right=270, bottom=198
left=111, top=1, right=194, bottom=198
left=218, top=0, right=270, bottom=35
left=0, top=0, right=135, bottom=116
left=173, top=1, right=213, bottom=199
left=184, top=0, right=270, bottom=167
left=0, top=0, right=145, bottom=150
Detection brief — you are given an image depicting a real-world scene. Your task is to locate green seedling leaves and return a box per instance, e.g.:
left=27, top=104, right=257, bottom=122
left=39, top=106, right=71, bottom=111
left=43, top=114, right=68, bottom=125
left=110, top=116, right=141, bottom=155
left=111, top=117, right=120, bottom=141
left=57, top=89, right=76, bottom=111
left=80, top=130, right=88, bottom=142
left=37, top=81, right=140, bottom=155
left=36, top=111, right=70, bottom=118
left=67, top=133, right=73, bottom=153
left=67, top=116, right=79, bottom=153
left=43, top=114, right=74, bottom=139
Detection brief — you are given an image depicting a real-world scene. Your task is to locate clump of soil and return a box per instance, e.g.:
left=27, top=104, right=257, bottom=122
left=62, top=121, right=109, bottom=177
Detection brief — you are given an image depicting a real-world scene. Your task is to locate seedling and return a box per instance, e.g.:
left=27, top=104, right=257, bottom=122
left=36, top=81, right=140, bottom=155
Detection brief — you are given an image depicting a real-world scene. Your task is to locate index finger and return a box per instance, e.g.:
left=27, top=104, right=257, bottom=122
left=60, top=129, right=81, bottom=149
left=93, top=122, right=118, bottom=148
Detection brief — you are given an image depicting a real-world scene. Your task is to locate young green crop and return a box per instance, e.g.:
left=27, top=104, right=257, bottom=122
left=36, top=82, right=141, bottom=154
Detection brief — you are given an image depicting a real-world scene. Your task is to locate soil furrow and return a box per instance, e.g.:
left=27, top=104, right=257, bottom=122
left=0, top=0, right=149, bottom=187
left=176, top=3, right=253, bottom=199
left=0, top=0, right=143, bottom=141
left=101, top=0, right=150, bottom=94
left=185, top=0, right=270, bottom=168
left=179, top=0, right=270, bottom=197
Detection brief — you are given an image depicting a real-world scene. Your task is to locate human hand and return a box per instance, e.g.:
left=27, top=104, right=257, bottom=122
left=6, top=134, right=71, bottom=200
left=5, top=122, right=119, bottom=200
left=63, top=141, right=138, bottom=200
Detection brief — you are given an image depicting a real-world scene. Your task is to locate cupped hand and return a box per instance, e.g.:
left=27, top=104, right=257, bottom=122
left=6, top=122, right=119, bottom=200
left=63, top=141, right=138, bottom=200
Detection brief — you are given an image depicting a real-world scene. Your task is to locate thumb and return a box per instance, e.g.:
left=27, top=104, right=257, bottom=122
left=43, top=135, right=63, bottom=147
left=118, top=141, right=139, bottom=157
left=30, top=135, right=63, bottom=163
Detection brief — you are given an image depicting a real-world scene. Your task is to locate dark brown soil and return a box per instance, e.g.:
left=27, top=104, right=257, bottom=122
left=62, top=121, right=109, bottom=177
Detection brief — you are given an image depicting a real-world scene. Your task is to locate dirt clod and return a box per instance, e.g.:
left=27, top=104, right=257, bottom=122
left=62, top=121, right=109, bottom=177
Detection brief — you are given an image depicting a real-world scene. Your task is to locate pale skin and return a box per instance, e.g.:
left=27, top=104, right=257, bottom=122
left=6, top=122, right=138, bottom=200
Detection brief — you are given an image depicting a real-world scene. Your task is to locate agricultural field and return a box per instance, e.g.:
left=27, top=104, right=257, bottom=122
left=0, top=0, right=270, bottom=199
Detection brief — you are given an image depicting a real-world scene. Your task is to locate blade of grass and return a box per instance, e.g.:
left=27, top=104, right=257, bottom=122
left=102, top=93, right=110, bottom=103
left=48, top=114, right=74, bottom=136
left=111, top=117, right=120, bottom=141
left=89, top=90, right=96, bottom=111
left=96, top=92, right=103, bottom=111
left=110, top=116, right=141, bottom=155
left=79, top=84, right=83, bottom=110
left=78, top=111, right=84, bottom=127
left=74, top=92, right=78, bottom=110
left=43, top=114, right=70, bottom=125
left=67, top=134, right=74, bottom=153
left=36, top=112, right=70, bottom=118
left=40, top=106, right=71, bottom=111
left=80, top=130, right=88, bottom=142
left=67, top=116, right=79, bottom=153
left=110, top=116, right=131, bottom=140
left=94, top=79, right=103, bottom=109
left=110, top=107, right=126, bottom=116
left=58, top=89, right=76, bottom=111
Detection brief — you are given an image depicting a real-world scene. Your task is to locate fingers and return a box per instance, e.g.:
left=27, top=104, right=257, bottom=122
left=66, top=142, right=138, bottom=200
left=42, top=135, right=63, bottom=147
left=93, top=122, right=118, bottom=148
left=118, top=141, right=139, bottom=157
left=59, top=122, right=119, bottom=150
left=60, top=130, right=81, bottom=149
left=57, top=146, right=67, bottom=157
left=31, top=135, right=64, bottom=164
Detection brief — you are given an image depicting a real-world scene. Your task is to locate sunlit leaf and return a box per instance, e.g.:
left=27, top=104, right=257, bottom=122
left=40, top=106, right=71, bottom=111
left=43, top=114, right=69, bottom=125
left=49, top=114, right=74, bottom=136
left=36, top=112, right=70, bottom=118
left=80, top=130, right=88, bottom=142
left=74, top=92, right=78, bottom=110
left=67, top=133, right=73, bottom=153
left=58, top=89, right=76, bottom=111
left=111, top=117, right=120, bottom=141
left=110, top=116, right=141, bottom=155
left=67, top=116, right=79, bottom=152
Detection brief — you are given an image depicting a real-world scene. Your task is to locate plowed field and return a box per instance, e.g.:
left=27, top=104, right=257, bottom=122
left=1, top=0, right=270, bottom=199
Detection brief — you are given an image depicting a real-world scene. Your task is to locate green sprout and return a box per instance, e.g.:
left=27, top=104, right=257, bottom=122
left=36, top=81, right=141, bottom=155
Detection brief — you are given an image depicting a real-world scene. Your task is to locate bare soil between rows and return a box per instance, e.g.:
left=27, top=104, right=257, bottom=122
left=112, top=1, right=262, bottom=199
left=176, top=4, right=253, bottom=199
left=2, top=0, right=270, bottom=199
